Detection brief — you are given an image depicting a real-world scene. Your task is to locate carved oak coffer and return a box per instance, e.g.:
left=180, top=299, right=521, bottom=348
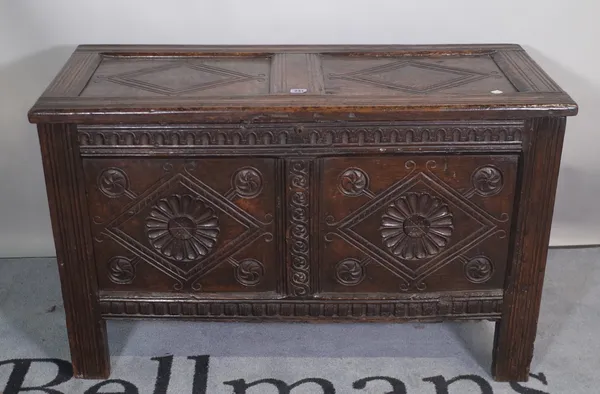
left=28, top=44, right=577, bottom=381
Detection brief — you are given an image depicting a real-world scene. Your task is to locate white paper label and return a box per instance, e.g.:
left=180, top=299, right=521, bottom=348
left=290, top=88, right=308, bottom=94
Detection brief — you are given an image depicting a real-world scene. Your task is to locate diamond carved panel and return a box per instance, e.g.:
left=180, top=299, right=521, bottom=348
left=321, top=155, right=517, bottom=293
left=108, top=63, right=266, bottom=96
left=84, top=159, right=277, bottom=292
left=329, top=60, right=492, bottom=93
left=328, top=169, right=497, bottom=281
left=82, top=57, right=270, bottom=97
left=101, top=173, right=266, bottom=285
left=323, top=55, right=517, bottom=95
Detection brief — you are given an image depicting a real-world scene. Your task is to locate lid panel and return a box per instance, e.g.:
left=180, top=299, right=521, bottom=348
left=28, top=44, right=578, bottom=123
left=322, top=54, right=517, bottom=95
left=81, top=56, right=271, bottom=97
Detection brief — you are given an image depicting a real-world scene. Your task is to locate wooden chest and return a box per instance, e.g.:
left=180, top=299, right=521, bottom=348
left=28, top=44, right=578, bottom=381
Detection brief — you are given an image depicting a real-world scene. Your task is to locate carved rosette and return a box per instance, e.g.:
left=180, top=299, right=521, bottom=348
left=146, top=194, right=220, bottom=262
left=380, top=193, right=454, bottom=260
left=465, top=256, right=494, bottom=283
left=472, top=166, right=504, bottom=196
left=288, top=160, right=310, bottom=296
left=235, top=259, right=265, bottom=286
left=232, top=167, right=263, bottom=198
left=338, top=168, right=369, bottom=196
left=98, top=168, right=129, bottom=198
left=335, top=259, right=365, bottom=286
left=107, top=256, right=135, bottom=284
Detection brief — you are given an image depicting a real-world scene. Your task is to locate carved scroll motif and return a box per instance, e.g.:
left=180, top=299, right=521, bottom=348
left=471, top=166, right=504, bottom=196
left=335, top=259, right=366, bottom=286
left=232, top=167, right=263, bottom=198
left=464, top=256, right=494, bottom=284
left=107, top=256, right=137, bottom=284
left=234, top=259, right=265, bottom=286
left=288, top=160, right=310, bottom=296
left=97, top=168, right=136, bottom=199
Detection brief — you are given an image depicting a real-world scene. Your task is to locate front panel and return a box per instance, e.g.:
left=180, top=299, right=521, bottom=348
left=319, top=155, right=518, bottom=295
left=83, top=158, right=281, bottom=296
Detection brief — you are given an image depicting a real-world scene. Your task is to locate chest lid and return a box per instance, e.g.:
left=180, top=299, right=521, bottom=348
left=28, top=44, right=577, bottom=123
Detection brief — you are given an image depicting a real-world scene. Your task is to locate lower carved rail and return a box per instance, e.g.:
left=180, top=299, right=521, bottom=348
left=98, top=292, right=503, bottom=321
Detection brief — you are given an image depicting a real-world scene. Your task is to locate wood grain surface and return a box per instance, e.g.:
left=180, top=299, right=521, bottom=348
left=29, top=44, right=578, bottom=382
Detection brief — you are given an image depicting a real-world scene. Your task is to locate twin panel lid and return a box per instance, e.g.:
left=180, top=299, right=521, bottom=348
left=28, top=44, right=577, bottom=123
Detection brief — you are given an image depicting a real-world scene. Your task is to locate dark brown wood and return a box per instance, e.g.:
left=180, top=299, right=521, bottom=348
left=319, top=155, right=517, bottom=295
left=29, top=44, right=578, bottom=381
left=83, top=158, right=279, bottom=294
left=492, top=117, right=567, bottom=381
left=97, top=290, right=504, bottom=321
left=37, top=124, right=110, bottom=378
left=28, top=44, right=577, bottom=124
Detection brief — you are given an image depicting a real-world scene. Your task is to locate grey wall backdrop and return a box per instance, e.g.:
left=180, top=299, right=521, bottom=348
left=0, top=0, right=597, bottom=257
